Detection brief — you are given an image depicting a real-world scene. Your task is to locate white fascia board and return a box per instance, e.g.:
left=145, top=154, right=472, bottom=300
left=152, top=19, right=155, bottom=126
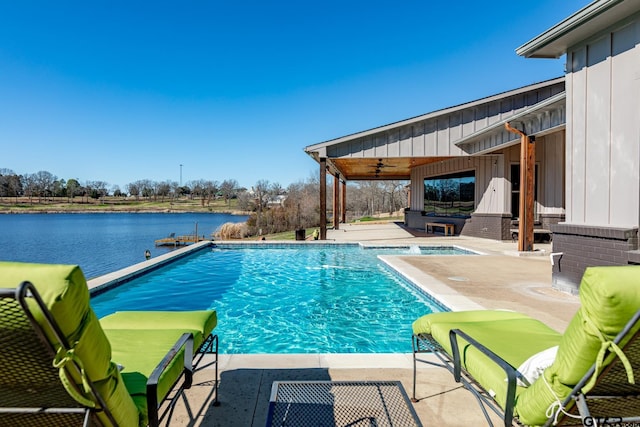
left=516, top=0, right=634, bottom=58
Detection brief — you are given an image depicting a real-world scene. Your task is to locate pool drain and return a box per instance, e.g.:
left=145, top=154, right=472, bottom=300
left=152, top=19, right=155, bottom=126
left=448, top=276, right=470, bottom=282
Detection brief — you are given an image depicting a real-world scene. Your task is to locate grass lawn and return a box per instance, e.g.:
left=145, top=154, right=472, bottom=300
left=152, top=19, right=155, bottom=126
left=0, top=196, right=244, bottom=214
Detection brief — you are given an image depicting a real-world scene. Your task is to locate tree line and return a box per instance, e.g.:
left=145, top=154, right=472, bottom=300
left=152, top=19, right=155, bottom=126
left=1, top=168, right=408, bottom=236
left=0, top=168, right=243, bottom=206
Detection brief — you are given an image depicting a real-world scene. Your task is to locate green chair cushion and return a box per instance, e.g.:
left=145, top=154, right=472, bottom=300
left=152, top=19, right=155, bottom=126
left=100, top=310, right=217, bottom=350
left=430, top=317, right=562, bottom=409
left=0, top=261, right=140, bottom=427
left=1, top=262, right=112, bottom=381
left=413, top=310, right=531, bottom=335
left=104, top=328, right=191, bottom=426
left=516, top=265, right=640, bottom=426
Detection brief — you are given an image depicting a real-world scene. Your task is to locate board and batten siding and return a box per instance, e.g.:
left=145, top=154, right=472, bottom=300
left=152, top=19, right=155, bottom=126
left=409, top=156, right=506, bottom=214
left=565, top=17, right=640, bottom=228
left=324, top=81, right=565, bottom=160
left=503, top=131, right=565, bottom=216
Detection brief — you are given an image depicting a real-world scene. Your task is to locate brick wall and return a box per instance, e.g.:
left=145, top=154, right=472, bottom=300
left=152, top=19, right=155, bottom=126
left=460, top=213, right=512, bottom=240
left=539, top=213, right=564, bottom=231
left=551, top=224, right=639, bottom=294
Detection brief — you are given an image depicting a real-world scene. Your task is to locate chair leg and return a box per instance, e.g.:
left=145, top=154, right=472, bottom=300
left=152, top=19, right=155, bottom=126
left=212, top=334, right=220, bottom=406
left=412, top=335, right=419, bottom=403
left=196, top=334, right=221, bottom=406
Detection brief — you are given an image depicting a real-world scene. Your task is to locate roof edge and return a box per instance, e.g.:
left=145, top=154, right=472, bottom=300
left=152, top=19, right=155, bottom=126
left=516, top=0, right=626, bottom=58
left=304, top=76, right=565, bottom=153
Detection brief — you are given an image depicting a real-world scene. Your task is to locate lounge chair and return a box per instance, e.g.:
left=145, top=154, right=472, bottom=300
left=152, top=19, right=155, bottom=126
left=411, top=265, right=640, bottom=426
left=0, top=261, right=218, bottom=427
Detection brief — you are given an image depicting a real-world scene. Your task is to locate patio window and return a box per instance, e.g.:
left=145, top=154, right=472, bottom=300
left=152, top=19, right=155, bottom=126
left=423, top=171, right=475, bottom=216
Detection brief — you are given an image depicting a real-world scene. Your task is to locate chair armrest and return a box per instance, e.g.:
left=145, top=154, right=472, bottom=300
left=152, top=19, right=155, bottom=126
left=147, top=332, right=194, bottom=427
left=449, top=328, right=518, bottom=427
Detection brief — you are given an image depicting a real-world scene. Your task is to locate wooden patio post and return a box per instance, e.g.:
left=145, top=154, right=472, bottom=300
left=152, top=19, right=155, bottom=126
left=319, top=158, right=327, bottom=240
left=341, top=180, right=347, bottom=224
left=505, top=123, right=535, bottom=251
left=333, top=173, right=340, bottom=230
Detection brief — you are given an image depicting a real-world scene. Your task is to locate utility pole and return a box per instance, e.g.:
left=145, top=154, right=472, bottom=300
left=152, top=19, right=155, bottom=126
left=180, top=164, right=183, bottom=186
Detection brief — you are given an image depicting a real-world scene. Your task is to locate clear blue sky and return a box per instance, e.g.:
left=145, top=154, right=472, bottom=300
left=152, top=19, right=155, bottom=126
left=0, top=0, right=586, bottom=191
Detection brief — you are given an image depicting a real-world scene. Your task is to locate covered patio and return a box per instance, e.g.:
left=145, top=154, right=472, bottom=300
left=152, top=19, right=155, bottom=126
left=304, top=77, right=566, bottom=250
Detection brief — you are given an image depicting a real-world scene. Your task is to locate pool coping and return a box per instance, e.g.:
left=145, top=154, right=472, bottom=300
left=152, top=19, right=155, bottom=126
left=378, top=256, right=484, bottom=312
left=87, top=240, right=213, bottom=295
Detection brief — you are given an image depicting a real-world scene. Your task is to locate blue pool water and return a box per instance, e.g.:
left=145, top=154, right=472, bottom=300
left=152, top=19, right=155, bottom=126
left=91, top=244, right=464, bottom=354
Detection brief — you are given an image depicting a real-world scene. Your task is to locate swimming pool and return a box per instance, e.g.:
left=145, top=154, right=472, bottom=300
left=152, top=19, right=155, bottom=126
left=91, top=244, right=467, bottom=354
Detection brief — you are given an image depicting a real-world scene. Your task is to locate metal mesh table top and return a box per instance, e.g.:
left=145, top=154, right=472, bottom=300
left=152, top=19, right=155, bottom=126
left=266, top=381, right=423, bottom=427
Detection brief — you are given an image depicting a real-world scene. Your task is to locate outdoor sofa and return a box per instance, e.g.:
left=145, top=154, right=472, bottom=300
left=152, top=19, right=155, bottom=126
left=0, top=261, right=218, bottom=427
left=412, top=265, right=640, bottom=426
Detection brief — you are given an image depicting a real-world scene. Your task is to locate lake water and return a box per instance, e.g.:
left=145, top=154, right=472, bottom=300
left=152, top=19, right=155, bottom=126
left=0, top=213, right=248, bottom=279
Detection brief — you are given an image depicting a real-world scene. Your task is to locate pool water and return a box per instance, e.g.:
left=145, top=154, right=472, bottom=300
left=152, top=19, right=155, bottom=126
left=91, top=244, right=460, bottom=353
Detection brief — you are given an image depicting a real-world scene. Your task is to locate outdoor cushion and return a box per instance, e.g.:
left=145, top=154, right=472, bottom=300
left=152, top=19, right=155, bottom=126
left=413, top=309, right=531, bottom=335
left=0, top=261, right=139, bottom=427
left=515, top=265, right=640, bottom=426
left=104, top=328, right=191, bottom=426
left=100, top=310, right=217, bottom=350
left=1, top=262, right=112, bottom=381
left=430, top=317, right=562, bottom=409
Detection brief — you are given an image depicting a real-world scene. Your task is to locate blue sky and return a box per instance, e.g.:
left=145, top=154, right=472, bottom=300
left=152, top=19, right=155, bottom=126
left=0, top=1, right=586, bottom=191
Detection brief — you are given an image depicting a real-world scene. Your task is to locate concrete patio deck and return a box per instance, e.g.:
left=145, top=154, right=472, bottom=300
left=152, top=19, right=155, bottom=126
left=161, top=221, right=580, bottom=427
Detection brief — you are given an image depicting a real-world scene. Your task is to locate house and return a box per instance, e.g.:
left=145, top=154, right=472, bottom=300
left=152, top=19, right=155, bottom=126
left=517, top=0, right=640, bottom=292
left=304, top=0, right=639, bottom=293
left=267, top=194, right=287, bottom=208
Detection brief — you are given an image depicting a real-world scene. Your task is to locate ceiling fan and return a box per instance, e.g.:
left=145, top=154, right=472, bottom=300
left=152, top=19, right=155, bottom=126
left=368, top=159, right=395, bottom=178
left=367, top=159, right=396, bottom=170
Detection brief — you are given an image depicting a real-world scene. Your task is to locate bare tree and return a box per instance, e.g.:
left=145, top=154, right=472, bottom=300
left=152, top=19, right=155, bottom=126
left=220, top=179, right=238, bottom=206
left=253, top=180, right=270, bottom=232
left=285, top=177, right=319, bottom=229
left=154, top=181, right=168, bottom=202
left=236, top=190, right=253, bottom=211
left=197, top=180, right=218, bottom=206
left=91, top=181, right=110, bottom=200
left=188, top=180, right=204, bottom=201
left=33, top=170, right=57, bottom=202
left=22, top=173, right=37, bottom=204
left=384, top=180, right=407, bottom=214
left=126, top=181, right=140, bottom=200
left=156, top=181, right=176, bottom=202
left=139, top=180, right=154, bottom=199
left=270, top=182, right=284, bottom=196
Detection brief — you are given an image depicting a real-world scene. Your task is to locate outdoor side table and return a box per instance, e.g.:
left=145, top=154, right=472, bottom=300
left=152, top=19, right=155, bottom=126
left=266, top=380, right=423, bottom=427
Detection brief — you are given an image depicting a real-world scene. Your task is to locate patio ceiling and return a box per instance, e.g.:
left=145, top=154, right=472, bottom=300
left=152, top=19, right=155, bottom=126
left=329, top=156, right=451, bottom=180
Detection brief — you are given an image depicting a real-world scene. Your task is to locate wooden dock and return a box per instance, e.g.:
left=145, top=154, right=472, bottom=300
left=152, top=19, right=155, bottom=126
left=154, top=235, right=208, bottom=247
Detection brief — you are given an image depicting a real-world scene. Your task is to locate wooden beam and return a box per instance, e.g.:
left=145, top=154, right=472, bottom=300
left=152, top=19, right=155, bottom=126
left=505, top=123, right=535, bottom=251
left=333, top=173, right=340, bottom=230
left=524, top=135, right=536, bottom=251
left=341, top=180, right=347, bottom=224
left=320, top=158, right=327, bottom=240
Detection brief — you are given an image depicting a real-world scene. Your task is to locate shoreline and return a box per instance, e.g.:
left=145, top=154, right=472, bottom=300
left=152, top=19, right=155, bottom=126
left=0, top=209, right=250, bottom=215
